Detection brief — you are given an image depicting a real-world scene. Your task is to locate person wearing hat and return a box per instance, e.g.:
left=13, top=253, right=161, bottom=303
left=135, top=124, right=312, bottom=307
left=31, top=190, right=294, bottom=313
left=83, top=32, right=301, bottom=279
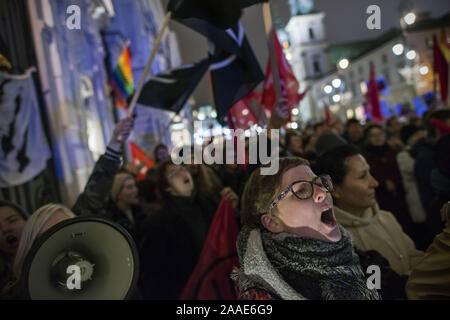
left=396, top=125, right=430, bottom=250
left=0, top=201, right=28, bottom=295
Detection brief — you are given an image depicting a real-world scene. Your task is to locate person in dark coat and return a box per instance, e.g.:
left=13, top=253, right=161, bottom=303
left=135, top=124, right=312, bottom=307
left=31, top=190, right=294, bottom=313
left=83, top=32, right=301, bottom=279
left=138, top=160, right=238, bottom=300
left=363, top=124, right=414, bottom=238
left=428, top=135, right=450, bottom=238
left=71, top=116, right=144, bottom=241
left=412, top=110, right=450, bottom=219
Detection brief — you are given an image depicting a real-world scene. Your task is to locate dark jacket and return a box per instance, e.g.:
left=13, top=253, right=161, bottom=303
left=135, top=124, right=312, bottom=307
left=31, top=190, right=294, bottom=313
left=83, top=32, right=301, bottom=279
left=71, top=151, right=144, bottom=241
left=356, top=249, right=408, bottom=300
left=138, top=192, right=217, bottom=300
left=410, top=138, right=436, bottom=213
left=429, top=169, right=450, bottom=237
left=364, top=145, right=413, bottom=235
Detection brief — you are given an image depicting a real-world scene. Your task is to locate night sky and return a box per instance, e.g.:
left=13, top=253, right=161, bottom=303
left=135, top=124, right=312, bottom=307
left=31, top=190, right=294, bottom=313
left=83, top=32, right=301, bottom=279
left=165, top=0, right=449, bottom=107
left=314, top=0, right=449, bottom=44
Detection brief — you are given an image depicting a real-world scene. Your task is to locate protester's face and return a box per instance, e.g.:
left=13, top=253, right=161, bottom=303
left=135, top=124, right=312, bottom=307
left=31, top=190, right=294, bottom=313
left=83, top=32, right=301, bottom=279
left=332, top=123, right=344, bottom=136
left=388, top=120, right=402, bottom=135
left=273, top=165, right=341, bottom=243
left=408, top=130, right=425, bottom=147
left=333, top=155, right=379, bottom=214
left=38, top=210, right=71, bottom=237
left=0, top=206, right=26, bottom=256
left=348, top=123, right=363, bottom=142
left=157, top=147, right=169, bottom=162
left=166, top=165, right=194, bottom=197
left=367, top=127, right=386, bottom=147
left=288, top=135, right=303, bottom=154
left=315, top=125, right=325, bottom=137
left=118, top=179, right=139, bottom=206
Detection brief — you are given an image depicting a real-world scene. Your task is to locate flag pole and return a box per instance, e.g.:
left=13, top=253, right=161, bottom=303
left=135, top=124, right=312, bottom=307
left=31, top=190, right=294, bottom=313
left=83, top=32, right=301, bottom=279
left=126, top=11, right=172, bottom=118
left=262, top=2, right=282, bottom=102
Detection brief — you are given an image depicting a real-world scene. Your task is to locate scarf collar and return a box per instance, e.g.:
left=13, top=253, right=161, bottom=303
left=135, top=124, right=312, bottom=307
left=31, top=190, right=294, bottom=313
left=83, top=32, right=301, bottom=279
left=232, top=225, right=379, bottom=300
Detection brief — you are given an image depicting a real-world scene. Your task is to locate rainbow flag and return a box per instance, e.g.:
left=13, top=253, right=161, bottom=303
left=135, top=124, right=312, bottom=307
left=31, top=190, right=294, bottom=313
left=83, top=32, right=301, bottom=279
left=110, top=42, right=134, bottom=108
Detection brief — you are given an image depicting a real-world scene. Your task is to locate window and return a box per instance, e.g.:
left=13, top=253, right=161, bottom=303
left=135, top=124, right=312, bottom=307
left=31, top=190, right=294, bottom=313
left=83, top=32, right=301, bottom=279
left=309, top=28, right=315, bottom=40
left=313, top=60, right=321, bottom=73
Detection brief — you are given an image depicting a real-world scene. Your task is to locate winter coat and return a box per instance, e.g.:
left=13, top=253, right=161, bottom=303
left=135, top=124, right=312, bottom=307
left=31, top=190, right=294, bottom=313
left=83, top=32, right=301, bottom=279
left=406, top=222, right=450, bottom=299
left=429, top=169, right=450, bottom=237
left=410, top=139, right=436, bottom=212
left=334, top=203, right=424, bottom=275
left=71, top=153, right=144, bottom=241
left=396, top=149, right=427, bottom=223
left=364, top=145, right=412, bottom=233
left=138, top=192, right=217, bottom=300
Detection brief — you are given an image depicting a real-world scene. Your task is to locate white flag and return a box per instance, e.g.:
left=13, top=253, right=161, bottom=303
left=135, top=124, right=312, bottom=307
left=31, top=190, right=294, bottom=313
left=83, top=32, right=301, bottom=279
left=0, top=68, right=51, bottom=187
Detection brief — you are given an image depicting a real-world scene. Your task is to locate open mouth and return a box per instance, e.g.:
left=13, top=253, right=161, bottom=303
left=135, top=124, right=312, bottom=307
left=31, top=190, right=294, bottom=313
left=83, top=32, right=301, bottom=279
left=6, top=235, right=18, bottom=247
left=320, top=208, right=337, bottom=228
left=184, top=178, right=190, bottom=184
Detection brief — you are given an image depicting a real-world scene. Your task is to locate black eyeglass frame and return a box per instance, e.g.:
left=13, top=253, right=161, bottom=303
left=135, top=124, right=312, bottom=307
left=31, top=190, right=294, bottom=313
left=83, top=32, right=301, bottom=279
left=267, top=175, right=333, bottom=212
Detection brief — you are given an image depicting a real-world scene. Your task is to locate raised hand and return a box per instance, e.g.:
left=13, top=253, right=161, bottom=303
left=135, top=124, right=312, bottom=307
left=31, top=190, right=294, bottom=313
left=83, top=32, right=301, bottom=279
left=107, top=116, right=135, bottom=152
left=221, top=186, right=239, bottom=210
left=268, top=98, right=290, bottom=130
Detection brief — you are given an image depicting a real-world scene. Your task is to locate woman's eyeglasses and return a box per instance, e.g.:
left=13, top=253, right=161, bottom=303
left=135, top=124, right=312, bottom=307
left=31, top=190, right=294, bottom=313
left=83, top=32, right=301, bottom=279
left=267, top=175, right=333, bottom=212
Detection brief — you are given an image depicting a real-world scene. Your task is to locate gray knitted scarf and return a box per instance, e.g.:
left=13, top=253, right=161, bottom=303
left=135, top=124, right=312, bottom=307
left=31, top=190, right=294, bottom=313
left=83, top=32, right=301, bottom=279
left=259, top=226, right=379, bottom=300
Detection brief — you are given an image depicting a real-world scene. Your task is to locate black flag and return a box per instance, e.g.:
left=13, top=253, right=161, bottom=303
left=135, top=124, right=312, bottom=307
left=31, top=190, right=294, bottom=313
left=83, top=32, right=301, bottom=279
left=208, top=24, right=265, bottom=120
left=168, top=0, right=268, bottom=29
left=137, top=58, right=209, bottom=113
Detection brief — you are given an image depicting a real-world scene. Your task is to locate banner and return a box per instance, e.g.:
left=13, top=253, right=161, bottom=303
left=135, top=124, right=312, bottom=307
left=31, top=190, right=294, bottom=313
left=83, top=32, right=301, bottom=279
left=0, top=68, right=51, bottom=187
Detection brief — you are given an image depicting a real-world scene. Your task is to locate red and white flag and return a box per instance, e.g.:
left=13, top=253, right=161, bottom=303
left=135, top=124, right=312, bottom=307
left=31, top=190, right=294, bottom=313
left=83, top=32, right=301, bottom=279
left=262, top=30, right=302, bottom=113
left=129, top=142, right=154, bottom=181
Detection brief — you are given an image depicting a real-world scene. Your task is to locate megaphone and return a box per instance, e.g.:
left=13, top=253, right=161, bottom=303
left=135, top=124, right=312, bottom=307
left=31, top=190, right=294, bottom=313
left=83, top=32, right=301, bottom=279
left=20, top=217, right=139, bottom=300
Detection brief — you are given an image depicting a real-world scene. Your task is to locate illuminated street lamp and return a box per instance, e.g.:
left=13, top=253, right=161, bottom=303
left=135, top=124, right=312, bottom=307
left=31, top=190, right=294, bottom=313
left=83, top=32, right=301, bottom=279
left=324, top=85, right=332, bottom=94
left=419, top=65, right=429, bottom=75
left=338, top=58, right=349, bottom=70
left=332, top=78, right=342, bottom=88
left=406, top=50, right=416, bottom=60
left=392, top=43, right=404, bottom=56
left=403, top=12, right=416, bottom=25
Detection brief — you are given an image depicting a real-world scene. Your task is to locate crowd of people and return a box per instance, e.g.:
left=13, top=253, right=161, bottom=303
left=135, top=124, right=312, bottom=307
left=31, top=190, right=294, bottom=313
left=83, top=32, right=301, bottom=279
left=0, top=102, right=449, bottom=300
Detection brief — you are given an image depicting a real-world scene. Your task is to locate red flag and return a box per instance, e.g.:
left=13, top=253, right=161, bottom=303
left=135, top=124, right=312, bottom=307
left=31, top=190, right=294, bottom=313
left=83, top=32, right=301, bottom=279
left=433, top=34, right=449, bottom=103
left=262, top=30, right=301, bottom=112
left=365, top=64, right=383, bottom=124
left=228, top=91, right=261, bottom=130
left=129, top=142, right=154, bottom=181
left=179, top=198, right=240, bottom=300
left=324, top=104, right=332, bottom=126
